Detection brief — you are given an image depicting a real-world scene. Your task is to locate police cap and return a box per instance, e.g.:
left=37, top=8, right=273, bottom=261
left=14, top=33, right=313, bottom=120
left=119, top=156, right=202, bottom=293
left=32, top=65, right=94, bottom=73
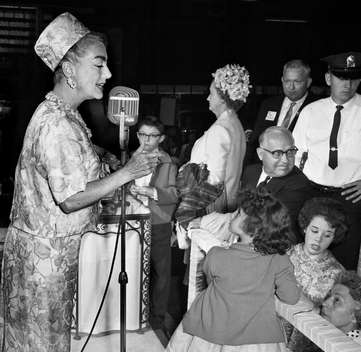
left=321, top=52, right=361, bottom=79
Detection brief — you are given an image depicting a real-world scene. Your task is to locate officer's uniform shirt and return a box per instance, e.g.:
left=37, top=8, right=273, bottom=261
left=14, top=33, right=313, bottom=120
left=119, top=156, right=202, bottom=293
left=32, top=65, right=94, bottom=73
left=293, top=93, right=361, bottom=187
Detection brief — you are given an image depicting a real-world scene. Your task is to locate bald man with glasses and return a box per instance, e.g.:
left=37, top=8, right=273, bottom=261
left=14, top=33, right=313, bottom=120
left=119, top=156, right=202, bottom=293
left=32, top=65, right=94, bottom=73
left=241, top=126, right=312, bottom=242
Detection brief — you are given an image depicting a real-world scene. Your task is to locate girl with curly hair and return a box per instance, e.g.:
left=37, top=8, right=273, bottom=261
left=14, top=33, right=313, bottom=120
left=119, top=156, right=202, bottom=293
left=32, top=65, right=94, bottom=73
left=166, top=188, right=300, bottom=352
left=288, top=197, right=348, bottom=305
left=286, top=197, right=348, bottom=351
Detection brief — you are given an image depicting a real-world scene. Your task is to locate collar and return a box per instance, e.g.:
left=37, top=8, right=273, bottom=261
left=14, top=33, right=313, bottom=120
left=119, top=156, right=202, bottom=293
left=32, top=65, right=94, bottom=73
left=258, top=169, right=272, bottom=185
left=260, top=166, right=296, bottom=180
left=45, top=91, right=92, bottom=138
left=284, top=92, right=308, bottom=107
left=330, top=93, right=357, bottom=109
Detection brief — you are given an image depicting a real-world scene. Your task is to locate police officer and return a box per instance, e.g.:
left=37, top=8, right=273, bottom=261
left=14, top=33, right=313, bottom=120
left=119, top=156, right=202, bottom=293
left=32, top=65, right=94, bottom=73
left=293, top=51, right=361, bottom=270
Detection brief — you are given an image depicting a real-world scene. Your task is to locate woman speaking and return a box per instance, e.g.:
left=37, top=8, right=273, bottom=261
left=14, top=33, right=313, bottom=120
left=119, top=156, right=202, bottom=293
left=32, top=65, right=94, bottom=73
left=0, top=12, right=159, bottom=352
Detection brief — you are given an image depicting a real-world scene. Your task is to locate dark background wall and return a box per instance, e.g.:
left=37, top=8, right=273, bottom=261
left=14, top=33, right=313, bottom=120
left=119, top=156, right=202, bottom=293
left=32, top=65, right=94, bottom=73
left=0, top=0, right=361, bottom=186
left=3, top=0, right=361, bottom=92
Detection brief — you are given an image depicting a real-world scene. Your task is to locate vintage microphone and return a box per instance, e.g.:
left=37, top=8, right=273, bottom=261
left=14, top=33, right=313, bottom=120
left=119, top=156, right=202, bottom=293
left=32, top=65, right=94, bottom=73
left=108, top=86, right=139, bottom=352
left=79, top=87, right=139, bottom=352
left=108, top=86, right=139, bottom=162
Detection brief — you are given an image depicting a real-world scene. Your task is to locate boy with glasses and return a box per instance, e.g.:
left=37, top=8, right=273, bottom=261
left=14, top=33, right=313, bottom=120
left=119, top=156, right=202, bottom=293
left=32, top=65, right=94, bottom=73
left=130, top=116, right=178, bottom=343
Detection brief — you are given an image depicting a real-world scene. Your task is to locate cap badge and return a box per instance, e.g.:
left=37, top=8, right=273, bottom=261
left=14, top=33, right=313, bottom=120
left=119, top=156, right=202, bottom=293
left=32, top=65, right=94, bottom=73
left=346, top=55, right=356, bottom=68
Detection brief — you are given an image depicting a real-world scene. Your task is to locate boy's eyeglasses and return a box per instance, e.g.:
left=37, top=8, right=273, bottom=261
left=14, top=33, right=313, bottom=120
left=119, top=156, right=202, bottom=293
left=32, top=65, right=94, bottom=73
left=137, top=132, right=161, bottom=139
left=259, top=146, right=298, bottom=159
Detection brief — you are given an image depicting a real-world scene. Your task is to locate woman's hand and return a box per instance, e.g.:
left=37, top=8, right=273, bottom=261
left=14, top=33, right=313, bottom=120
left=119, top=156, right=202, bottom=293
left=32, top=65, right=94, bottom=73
left=122, top=148, right=160, bottom=179
left=341, top=179, right=361, bottom=203
left=60, top=148, right=160, bottom=214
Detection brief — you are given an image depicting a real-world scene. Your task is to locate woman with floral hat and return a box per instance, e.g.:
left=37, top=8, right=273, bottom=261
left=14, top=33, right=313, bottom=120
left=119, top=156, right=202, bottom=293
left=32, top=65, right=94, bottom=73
left=189, top=64, right=251, bottom=213
left=0, top=12, right=159, bottom=352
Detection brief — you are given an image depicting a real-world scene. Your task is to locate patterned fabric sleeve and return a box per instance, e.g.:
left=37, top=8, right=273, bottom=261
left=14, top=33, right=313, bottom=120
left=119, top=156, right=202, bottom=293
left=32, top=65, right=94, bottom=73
left=39, top=116, right=88, bottom=204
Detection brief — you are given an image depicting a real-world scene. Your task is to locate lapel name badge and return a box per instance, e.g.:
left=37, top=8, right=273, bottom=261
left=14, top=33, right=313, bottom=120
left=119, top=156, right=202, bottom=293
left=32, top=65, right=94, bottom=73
left=265, top=111, right=277, bottom=121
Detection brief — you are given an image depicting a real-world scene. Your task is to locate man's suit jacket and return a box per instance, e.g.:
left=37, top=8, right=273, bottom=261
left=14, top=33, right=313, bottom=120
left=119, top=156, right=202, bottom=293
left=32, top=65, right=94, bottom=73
left=245, top=92, right=319, bottom=165
left=241, top=164, right=313, bottom=242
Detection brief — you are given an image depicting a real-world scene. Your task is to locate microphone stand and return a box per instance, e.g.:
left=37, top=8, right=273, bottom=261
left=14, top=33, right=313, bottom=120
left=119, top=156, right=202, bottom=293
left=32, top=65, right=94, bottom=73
left=119, top=154, right=127, bottom=352
left=118, top=110, right=128, bottom=352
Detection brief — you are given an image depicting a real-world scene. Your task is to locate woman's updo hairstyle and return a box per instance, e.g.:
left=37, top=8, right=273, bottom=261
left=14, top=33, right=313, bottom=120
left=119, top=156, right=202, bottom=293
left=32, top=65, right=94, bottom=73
left=212, top=63, right=252, bottom=112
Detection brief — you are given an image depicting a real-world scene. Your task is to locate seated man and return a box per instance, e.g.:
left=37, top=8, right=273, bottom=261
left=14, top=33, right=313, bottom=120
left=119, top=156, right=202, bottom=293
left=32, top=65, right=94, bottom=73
left=241, top=126, right=312, bottom=242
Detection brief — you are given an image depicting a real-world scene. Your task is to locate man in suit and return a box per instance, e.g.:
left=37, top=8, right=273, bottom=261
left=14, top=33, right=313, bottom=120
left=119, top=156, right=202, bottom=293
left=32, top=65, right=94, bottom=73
left=245, top=59, right=318, bottom=165
left=242, top=126, right=312, bottom=242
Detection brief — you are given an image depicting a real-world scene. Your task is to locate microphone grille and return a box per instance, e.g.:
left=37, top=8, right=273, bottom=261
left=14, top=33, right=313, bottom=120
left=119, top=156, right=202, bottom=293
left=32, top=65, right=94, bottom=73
left=108, top=86, right=139, bottom=125
left=109, top=86, right=140, bottom=99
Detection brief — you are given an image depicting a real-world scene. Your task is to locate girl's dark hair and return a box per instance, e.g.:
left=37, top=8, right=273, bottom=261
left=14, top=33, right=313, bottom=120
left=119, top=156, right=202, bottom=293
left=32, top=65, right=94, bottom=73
left=137, top=115, right=164, bottom=135
left=215, top=87, right=244, bottom=112
left=298, top=197, right=348, bottom=245
left=54, top=31, right=107, bottom=84
left=238, top=187, right=293, bottom=255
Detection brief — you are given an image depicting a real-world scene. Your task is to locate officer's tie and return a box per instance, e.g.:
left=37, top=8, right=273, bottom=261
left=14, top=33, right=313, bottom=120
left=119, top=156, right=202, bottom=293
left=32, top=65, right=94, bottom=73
left=328, top=105, right=343, bottom=169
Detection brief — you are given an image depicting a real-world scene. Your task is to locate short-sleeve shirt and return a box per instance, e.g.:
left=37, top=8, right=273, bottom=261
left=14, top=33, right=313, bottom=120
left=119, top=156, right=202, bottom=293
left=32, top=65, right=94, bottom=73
left=293, top=94, right=361, bottom=187
left=10, top=92, right=100, bottom=238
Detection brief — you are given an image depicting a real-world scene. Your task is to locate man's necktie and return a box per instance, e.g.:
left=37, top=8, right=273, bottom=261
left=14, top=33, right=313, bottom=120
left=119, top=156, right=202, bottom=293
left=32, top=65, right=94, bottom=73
left=257, top=175, right=271, bottom=188
left=281, top=102, right=296, bottom=129
left=328, top=105, right=343, bottom=169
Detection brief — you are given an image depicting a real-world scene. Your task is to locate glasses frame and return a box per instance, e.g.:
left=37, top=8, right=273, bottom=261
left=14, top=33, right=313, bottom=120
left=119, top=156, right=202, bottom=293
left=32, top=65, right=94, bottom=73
left=260, top=146, right=298, bottom=159
left=137, top=132, right=162, bottom=139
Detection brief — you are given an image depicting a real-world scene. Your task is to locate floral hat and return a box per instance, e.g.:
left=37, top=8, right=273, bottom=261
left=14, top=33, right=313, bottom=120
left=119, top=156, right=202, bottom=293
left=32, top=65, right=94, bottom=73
left=34, top=12, right=90, bottom=71
left=212, top=64, right=252, bottom=103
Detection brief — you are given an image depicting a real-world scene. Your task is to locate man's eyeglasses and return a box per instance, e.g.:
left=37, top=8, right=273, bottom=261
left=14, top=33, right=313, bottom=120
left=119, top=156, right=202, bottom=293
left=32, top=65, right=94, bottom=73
left=260, top=146, right=298, bottom=159
left=137, top=132, right=161, bottom=139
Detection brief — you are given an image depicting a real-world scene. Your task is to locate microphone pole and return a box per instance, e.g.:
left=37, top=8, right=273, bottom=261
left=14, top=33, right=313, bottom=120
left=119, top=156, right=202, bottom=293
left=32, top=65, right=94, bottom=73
left=106, top=86, right=139, bottom=352
left=119, top=108, right=128, bottom=352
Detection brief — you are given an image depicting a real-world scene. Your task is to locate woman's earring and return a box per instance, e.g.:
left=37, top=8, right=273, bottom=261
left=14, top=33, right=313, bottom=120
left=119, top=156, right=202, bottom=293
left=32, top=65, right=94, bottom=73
left=67, top=77, right=77, bottom=89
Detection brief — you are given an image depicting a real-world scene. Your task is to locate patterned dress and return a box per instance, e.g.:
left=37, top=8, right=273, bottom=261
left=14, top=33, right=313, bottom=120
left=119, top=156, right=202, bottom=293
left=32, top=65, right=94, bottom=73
left=0, top=92, right=100, bottom=352
left=288, top=243, right=344, bottom=305
left=347, top=330, right=361, bottom=345
left=286, top=243, right=345, bottom=351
